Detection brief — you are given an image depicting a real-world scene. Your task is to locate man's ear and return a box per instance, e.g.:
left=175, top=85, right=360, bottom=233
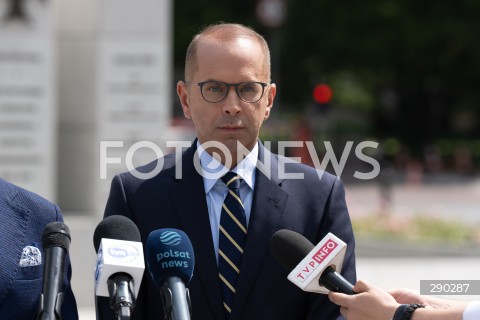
left=177, top=81, right=191, bottom=119
left=264, top=83, right=276, bottom=120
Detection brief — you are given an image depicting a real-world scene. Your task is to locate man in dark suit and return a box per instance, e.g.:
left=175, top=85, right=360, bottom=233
left=98, top=23, right=356, bottom=319
left=0, top=178, right=78, bottom=319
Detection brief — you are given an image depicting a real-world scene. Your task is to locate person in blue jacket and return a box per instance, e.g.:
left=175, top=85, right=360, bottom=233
left=0, top=178, right=78, bottom=319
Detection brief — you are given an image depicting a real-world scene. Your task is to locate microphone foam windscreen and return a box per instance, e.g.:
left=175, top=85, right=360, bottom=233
left=42, top=221, right=71, bottom=251
left=270, top=229, right=314, bottom=271
left=93, top=215, right=141, bottom=253
left=146, top=228, right=195, bottom=287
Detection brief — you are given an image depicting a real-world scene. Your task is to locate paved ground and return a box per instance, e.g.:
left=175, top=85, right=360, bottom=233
left=65, top=181, right=480, bottom=319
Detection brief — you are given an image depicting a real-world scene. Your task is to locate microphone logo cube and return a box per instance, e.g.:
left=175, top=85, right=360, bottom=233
left=95, top=238, right=145, bottom=297
left=287, top=233, right=346, bottom=294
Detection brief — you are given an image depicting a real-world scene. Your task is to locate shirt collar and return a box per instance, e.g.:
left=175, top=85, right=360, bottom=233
left=197, top=141, right=258, bottom=193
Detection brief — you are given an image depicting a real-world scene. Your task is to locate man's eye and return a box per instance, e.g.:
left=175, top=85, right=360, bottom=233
left=208, top=86, right=222, bottom=92
left=239, top=83, right=258, bottom=93
left=205, top=84, right=224, bottom=93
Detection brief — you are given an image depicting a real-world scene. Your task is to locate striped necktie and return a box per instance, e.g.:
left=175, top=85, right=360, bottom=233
left=218, top=172, right=247, bottom=319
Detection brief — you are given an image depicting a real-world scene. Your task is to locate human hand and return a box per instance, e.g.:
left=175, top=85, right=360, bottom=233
left=388, top=288, right=424, bottom=305
left=388, top=288, right=468, bottom=311
left=328, top=280, right=400, bottom=320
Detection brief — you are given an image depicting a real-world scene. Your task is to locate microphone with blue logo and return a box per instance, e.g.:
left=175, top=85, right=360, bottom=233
left=93, top=215, right=145, bottom=320
left=146, top=228, right=195, bottom=320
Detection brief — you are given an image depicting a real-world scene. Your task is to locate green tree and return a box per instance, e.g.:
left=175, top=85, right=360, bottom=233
left=282, top=0, right=480, bottom=152
left=174, top=1, right=480, bottom=157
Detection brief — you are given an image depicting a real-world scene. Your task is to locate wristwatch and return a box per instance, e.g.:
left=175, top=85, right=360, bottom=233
left=392, top=303, right=425, bottom=320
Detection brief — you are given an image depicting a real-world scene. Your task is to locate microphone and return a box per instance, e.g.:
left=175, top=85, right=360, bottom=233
left=37, top=222, right=71, bottom=320
left=93, top=215, right=145, bottom=319
left=270, top=229, right=355, bottom=295
left=146, top=228, right=195, bottom=320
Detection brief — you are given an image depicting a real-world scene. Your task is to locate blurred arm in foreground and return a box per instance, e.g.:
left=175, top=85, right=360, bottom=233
left=329, top=280, right=480, bottom=320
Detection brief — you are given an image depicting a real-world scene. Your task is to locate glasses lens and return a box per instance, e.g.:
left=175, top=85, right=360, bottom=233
left=201, top=82, right=227, bottom=103
left=238, top=82, right=264, bottom=102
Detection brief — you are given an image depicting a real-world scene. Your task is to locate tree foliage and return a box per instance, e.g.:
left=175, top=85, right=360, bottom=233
left=174, top=0, right=480, bottom=154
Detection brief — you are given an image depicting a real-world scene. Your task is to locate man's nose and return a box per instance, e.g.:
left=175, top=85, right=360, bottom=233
left=222, top=87, right=242, bottom=115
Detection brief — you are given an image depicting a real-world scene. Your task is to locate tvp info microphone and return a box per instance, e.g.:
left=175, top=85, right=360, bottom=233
left=270, top=229, right=355, bottom=295
left=146, top=228, right=195, bottom=320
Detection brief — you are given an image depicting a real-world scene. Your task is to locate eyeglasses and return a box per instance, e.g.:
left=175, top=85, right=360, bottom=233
left=191, top=81, right=269, bottom=103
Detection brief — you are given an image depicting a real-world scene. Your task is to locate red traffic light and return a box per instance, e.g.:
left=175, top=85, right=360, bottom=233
left=313, top=84, right=333, bottom=104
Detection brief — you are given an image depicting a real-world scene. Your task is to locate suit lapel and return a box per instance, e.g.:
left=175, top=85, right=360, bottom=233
left=168, top=145, right=225, bottom=320
left=231, top=145, right=288, bottom=320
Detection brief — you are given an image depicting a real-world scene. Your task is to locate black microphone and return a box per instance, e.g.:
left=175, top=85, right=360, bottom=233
left=93, top=215, right=145, bottom=320
left=146, top=228, right=195, bottom=320
left=37, top=222, right=71, bottom=320
left=270, top=229, right=355, bottom=295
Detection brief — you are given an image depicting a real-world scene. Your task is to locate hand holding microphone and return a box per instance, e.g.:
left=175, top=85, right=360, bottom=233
left=93, top=215, right=145, bottom=320
left=146, top=228, right=195, bottom=320
left=329, top=280, right=476, bottom=320
left=270, top=229, right=355, bottom=295
left=37, top=222, right=71, bottom=320
left=328, top=280, right=400, bottom=320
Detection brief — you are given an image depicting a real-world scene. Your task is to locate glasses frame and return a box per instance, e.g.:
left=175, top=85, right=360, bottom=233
left=191, top=81, right=269, bottom=103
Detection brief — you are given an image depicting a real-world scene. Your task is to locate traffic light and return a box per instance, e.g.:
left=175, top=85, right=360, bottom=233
left=312, top=84, right=333, bottom=105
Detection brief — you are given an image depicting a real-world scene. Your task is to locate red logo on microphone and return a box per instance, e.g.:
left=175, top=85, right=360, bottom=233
left=295, top=239, right=338, bottom=283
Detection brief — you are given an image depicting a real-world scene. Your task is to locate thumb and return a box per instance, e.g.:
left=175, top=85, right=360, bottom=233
left=328, top=291, right=350, bottom=307
left=353, top=280, right=371, bottom=294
